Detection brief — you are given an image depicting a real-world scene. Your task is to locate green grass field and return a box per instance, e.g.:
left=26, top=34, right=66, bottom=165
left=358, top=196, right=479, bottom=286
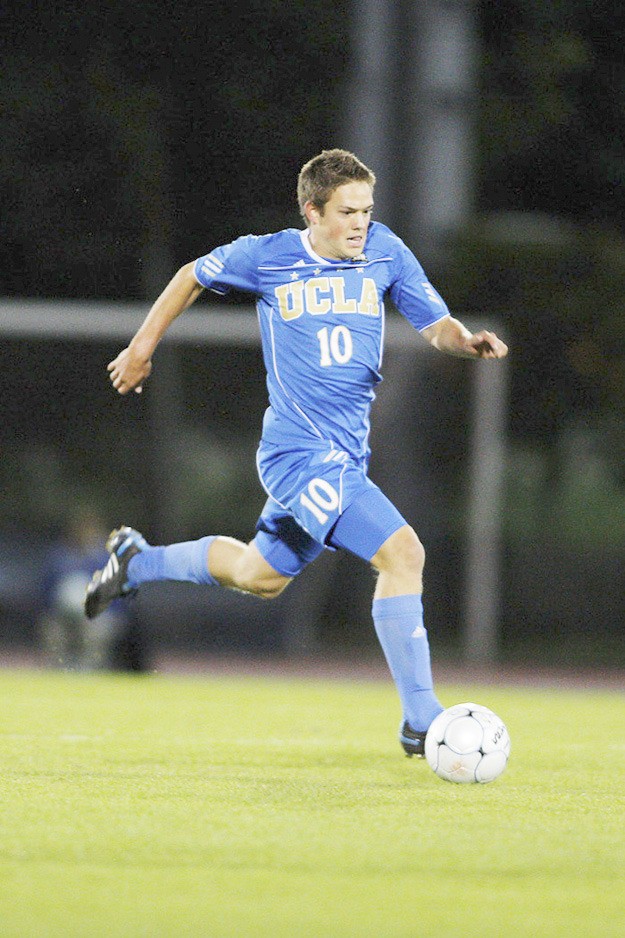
left=1, top=666, right=624, bottom=937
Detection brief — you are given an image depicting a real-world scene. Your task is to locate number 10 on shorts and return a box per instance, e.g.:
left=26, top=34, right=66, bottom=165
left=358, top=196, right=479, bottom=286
left=300, top=478, right=340, bottom=524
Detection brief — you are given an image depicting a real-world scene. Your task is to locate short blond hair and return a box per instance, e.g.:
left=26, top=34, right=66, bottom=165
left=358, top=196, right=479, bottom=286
left=297, top=149, right=376, bottom=219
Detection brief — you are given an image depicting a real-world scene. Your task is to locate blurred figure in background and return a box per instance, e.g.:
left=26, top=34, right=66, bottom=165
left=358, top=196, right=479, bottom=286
left=39, top=509, right=147, bottom=672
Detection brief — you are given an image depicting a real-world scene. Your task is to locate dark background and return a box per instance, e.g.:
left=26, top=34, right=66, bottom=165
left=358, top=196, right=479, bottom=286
left=2, top=1, right=625, bottom=669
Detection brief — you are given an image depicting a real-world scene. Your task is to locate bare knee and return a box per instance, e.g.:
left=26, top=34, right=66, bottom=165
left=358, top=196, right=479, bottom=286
left=239, top=573, right=290, bottom=600
left=371, top=525, right=425, bottom=578
left=232, top=550, right=292, bottom=600
left=209, top=537, right=291, bottom=599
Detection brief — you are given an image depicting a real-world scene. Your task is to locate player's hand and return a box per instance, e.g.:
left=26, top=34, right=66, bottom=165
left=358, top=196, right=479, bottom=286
left=107, top=346, right=153, bottom=395
left=465, top=331, right=508, bottom=359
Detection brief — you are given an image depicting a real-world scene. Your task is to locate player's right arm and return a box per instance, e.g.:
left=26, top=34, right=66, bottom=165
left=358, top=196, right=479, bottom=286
left=108, top=262, right=203, bottom=395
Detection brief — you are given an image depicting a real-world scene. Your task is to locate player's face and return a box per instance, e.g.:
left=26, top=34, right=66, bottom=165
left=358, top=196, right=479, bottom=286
left=306, top=181, right=374, bottom=260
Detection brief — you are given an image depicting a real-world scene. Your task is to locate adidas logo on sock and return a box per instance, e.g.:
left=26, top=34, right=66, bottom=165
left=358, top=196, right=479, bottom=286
left=411, top=625, right=426, bottom=639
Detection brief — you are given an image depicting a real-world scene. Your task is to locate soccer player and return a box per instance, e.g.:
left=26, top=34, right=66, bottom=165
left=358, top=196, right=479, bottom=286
left=85, top=149, right=508, bottom=756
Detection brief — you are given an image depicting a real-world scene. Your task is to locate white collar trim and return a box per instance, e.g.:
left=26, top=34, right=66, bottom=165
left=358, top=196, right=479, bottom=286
left=300, top=228, right=334, bottom=264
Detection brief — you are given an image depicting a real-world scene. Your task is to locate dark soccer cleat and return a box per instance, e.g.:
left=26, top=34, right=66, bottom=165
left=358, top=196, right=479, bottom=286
left=84, top=526, right=147, bottom=619
left=399, top=720, right=427, bottom=758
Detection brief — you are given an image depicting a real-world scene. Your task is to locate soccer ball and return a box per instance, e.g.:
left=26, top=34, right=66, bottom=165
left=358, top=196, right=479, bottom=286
left=425, top=703, right=511, bottom=784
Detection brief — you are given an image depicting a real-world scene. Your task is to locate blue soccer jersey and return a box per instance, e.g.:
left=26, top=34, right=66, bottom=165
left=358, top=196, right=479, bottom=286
left=193, top=221, right=449, bottom=461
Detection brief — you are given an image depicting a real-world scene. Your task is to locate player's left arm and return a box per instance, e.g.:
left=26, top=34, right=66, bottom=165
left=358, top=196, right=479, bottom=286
left=421, top=316, right=508, bottom=360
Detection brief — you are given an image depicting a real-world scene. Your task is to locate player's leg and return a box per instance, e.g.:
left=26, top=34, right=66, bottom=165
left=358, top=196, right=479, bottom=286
left=206, top=536, right=291, bottom=599
left=369, top=524, right=425, bottom=598
left=124, top=530, right=293, bottom=599
left=329, top=489, right=443, bottom=754
left=370, top=525, right=444, bottom=752
left=258, top=442, right=442, bottom=754
left=84, top=529, right=292, bottom=618
left=85, top=500, right=322, bottom=619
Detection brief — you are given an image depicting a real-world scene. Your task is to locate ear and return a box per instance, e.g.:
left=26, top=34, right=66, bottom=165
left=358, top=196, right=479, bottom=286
left=304, top=200, right=320, bottom=226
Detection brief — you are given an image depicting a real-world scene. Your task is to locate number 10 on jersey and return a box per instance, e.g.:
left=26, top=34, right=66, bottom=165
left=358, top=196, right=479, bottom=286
left=317, top=326, right=353, bottom=366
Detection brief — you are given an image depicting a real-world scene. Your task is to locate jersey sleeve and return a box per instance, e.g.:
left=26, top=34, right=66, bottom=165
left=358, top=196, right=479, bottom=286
left=388, top=241, right=450, bottom=331
left=194, top=234, right=261, bottom=295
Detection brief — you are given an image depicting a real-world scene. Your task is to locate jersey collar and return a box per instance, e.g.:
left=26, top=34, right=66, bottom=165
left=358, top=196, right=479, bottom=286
left=299, top=229, right=345, bottom=265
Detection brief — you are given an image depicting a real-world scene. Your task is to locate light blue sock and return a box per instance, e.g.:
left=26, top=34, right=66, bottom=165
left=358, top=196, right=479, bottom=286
left=372, top=594, right=443, bottom=732
left=126, top=536, right=218, bottom=588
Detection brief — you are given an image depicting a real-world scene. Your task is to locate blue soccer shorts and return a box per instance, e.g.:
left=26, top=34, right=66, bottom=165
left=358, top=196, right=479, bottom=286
left=253, top=440, right=408, bottom=577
